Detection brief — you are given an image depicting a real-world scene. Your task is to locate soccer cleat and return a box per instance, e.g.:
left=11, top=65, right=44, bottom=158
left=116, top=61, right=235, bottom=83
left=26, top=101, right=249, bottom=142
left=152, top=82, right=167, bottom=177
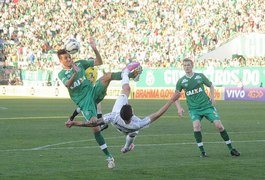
left=132, top=66, right=143, bottom=82
left=124, top=62, right=140, bottom=72
left=230, top=148, right=240, bottom=156
left=121, top=143, right=135, bottom=153
left=100, top=123, right=109, bottom=132
left=200, top=152, right=208, bottom=158
left=106, top=157, right=115, bottom=169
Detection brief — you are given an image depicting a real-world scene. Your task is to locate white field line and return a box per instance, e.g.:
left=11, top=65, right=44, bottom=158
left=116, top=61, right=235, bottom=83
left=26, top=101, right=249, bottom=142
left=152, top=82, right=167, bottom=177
left=1, top=138, right=265, bottom=152
left=0, top=115, right=183, bottom=120
left=1, top=116, right=265, bottom=152
left=7, top=130, right=265, bottom=151
left=0, top=116, right=68, bottom=120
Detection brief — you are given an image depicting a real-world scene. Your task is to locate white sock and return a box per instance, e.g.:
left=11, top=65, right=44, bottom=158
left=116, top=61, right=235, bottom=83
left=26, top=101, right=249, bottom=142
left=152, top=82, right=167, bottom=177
left=76, top=107, right=81, bottom=113
left=121, top=70, right=130, bottom=86
left=124, top=135, right=135, bottom=149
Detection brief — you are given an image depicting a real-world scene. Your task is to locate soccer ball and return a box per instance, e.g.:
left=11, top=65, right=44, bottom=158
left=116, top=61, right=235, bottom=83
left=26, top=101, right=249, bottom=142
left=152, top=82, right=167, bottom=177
left=64, top=38, right=80, bottom=54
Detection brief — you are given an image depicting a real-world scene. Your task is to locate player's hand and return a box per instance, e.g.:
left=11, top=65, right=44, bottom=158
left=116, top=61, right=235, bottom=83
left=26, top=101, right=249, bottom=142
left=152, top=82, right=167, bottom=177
left=89, top=37, right=97, bottom=50
left=65, top=120, right=74, bottom=128
left=72, top=63, right=80, bottom=73
left=178, top=107, right=185, bottom=118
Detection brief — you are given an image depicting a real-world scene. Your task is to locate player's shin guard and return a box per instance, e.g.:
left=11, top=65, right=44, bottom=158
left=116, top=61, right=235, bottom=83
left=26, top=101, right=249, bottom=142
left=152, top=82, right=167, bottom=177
left=194, top=131, right=205, bottom=153
left=94, top=131, right=111, bottom=157
left=124, top=134, right=135, bottom=149
left=220, top=129, right=233, bottom=150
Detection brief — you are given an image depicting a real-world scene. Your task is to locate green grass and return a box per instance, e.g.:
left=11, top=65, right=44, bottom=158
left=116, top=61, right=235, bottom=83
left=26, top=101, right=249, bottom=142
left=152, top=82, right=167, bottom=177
left=0, top=98, right=264, bottom=180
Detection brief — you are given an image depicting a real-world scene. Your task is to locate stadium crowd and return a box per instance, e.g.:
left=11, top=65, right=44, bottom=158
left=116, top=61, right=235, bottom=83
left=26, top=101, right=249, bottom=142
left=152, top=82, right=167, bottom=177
left=0, top=0, right=265, bottom=72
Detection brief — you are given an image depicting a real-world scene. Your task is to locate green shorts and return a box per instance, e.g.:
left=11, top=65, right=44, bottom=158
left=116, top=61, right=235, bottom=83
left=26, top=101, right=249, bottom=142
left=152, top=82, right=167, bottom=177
left=188, top=107, right=220, bottom=122
left=78, top=80, right=107, bottom=121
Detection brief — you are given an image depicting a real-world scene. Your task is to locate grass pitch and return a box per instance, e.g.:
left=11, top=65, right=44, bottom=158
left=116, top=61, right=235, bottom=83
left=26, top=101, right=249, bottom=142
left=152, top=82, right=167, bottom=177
left=0, top=98, right=264, bottom=180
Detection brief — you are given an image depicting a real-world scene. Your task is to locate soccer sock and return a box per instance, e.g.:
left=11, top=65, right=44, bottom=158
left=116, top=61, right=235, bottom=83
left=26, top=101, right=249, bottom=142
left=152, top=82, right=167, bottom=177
left=94, top=131, right=111, bottom=157
left=121, top=70, right=130, bottom=85
left=124, top=135, right=135, bottom=149
left=111, top=72, right=122, bottom=80
left=110, top=71, right=135, bottom=80
left=70, top=107, right=81, bottom=120
left=128, top=72, right=134, bottom=78
left=194, top=131, right=205, bottom=153
left=97, top=113, right=102, bottom=119
left=220, top=129, right=233, bottom=150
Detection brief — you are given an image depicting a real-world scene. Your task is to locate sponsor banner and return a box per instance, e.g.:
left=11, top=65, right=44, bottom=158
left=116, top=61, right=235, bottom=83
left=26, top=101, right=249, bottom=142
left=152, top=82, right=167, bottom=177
left=137, top=67, right=265, bottom=88
left=0, top=86, right=69, bottom=97
left=134, top=88, right=175, bottom=100
left=134, top=87, right=223, bottom=100
left=205, top=87, right=223, bottom=100
left=0, top=82, right=129, bottom=99
left=224, top=87, right=265, bottom=101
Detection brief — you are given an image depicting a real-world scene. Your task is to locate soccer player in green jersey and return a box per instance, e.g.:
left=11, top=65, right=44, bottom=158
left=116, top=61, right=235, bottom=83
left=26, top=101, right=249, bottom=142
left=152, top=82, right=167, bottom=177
left=175, top=58, right=240, bottom=157
left=57, top=39, right=141, bottom=169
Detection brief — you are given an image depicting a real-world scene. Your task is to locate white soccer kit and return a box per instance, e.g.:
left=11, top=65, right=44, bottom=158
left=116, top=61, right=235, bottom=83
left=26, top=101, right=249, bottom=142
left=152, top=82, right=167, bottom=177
left=103, top=94, right=151, bottom=135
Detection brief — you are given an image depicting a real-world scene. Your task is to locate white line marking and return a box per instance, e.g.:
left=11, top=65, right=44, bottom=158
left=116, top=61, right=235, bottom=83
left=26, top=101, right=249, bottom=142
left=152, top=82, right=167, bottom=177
left=0, top=116, right=68, bottom=120
left=1, top=139, right=265, bottom=152
left=0, top=115, right=174, bottom=120
left=28, top=130, right=265, bottom=150
left=0, top=107, right=8, bottom=110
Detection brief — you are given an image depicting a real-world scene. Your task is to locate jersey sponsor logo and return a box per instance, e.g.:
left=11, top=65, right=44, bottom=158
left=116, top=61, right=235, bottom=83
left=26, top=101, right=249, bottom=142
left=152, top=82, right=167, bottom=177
left=186, top=87, right=203, bottom=96
left=70, top=76, right=86, bottom=89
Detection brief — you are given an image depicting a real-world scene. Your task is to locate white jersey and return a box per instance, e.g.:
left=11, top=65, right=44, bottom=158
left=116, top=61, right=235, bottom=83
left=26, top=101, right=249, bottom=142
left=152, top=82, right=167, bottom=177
left=102, top=93, right=151, bottom=134
left=103, top=113, right=151, bottom=134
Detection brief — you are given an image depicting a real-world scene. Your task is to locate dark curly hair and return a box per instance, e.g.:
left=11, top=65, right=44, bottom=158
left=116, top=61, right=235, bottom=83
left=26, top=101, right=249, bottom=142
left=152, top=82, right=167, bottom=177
left=120, top=104, right=133, bottom=123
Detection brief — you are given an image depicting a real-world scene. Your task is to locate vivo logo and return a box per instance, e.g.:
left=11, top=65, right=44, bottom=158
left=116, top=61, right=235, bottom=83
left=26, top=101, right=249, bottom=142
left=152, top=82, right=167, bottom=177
left=226, top=90, right=245, bottom=98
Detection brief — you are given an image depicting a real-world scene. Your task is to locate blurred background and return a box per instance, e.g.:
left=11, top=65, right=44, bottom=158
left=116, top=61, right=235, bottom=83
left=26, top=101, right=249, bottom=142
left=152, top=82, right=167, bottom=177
left=0, top=0, right=264, bottom=100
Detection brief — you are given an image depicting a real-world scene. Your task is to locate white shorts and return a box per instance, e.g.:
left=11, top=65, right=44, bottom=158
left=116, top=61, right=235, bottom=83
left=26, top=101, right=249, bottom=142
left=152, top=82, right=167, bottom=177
left=112, top=94, right=128, bottom=113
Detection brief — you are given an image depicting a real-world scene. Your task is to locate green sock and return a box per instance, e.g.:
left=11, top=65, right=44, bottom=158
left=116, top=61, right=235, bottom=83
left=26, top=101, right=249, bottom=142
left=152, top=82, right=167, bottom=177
left=128, top=72, right=134, bottom=78
left=220, top=129, right=233, bottom=150
left=97, top=113, right=102, bottom=119
left=194, top=131, right=205, bottom=153
left=111, top=72, right=122, bottom=80
left=111, top=71, right=135, bottom=80
left=94, top=131, right=111, bottom=157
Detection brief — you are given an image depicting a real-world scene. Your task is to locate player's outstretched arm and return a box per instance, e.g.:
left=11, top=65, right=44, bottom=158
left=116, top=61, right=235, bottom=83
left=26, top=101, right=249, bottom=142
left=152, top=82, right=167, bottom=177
left=89, top=37, right=102, bottom=66
left=65, top=118, right=105, bottom=128
left=209, top=84, right=216, bottom=105
left=149, top=92, right=180, bottom=123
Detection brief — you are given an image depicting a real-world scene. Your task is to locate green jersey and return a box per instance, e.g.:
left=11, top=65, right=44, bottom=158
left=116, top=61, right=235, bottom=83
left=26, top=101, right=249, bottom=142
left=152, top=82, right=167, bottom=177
left=176, top=72, right=213, bottom=110
left=58, top=60, right=94, bottom=104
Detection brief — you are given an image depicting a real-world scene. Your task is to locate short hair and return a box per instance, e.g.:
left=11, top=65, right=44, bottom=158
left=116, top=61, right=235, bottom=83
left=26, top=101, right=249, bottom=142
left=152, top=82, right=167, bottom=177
left=120, top=104, right=133, bottom=123
left=183, top=58, right=194, bottom=66
left=57, top=49, right=68, bottom=58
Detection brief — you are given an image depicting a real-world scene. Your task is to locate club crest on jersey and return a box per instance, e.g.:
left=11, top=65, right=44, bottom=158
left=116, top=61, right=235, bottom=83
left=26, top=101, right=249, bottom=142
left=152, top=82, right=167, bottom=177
left=65, top=70, right=72, bottom=79
left=194, top=75, right=202, bottom=80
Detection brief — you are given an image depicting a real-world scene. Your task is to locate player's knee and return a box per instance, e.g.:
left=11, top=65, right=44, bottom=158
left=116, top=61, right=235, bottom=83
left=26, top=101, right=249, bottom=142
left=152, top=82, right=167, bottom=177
left=122, top=84, right=130, bottom=93
left=100, top=73, right=112, bottom=84
left=214, top=121, right=224, bottom=132
left=91, top=125, right=101, bottom=132
left=129, top=132, right=138, bottom=137
left=193, top=121, right=201, bottom=131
